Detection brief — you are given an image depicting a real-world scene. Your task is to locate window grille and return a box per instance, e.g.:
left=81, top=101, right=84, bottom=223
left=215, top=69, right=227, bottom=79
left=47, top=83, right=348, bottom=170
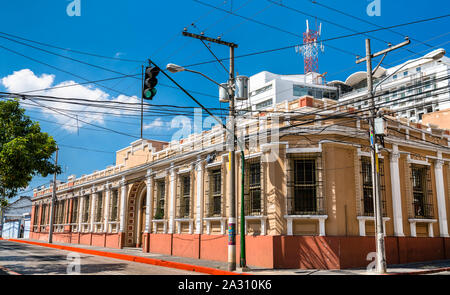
left=71, top=198, right=79, bottom=224
left=40, top=204, right=47, bottom=225
left=410, top=165, right=434, bottom=218
left=54, top=201, right=59, bottom=224
left=95, top=193, right=103, bottom=222
left=154, top=181, right=165, bottom=219
left=33, top=206, right=39, bottom=226
left=360, top=157, right=387, bottom=216
left=287, top=154, right=324, bottom=215
left=55, top=200, right=64, bottom=224
left=207, top=169, right=222, bottom=217
left=82, top=195, right=90, bottom=223
left=58, top=200, right=65, bottom=224
left=244, top=159, right=263, bottom=216
left=177, top=175, right=191, bottom=218
left=109, top=190, right=119, bottom=221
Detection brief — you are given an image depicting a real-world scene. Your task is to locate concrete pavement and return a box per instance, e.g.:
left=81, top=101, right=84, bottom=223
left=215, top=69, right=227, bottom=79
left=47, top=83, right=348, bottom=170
left=0, top=239, right=201, bottom=275
left=2, top=238, right=450, bottom=275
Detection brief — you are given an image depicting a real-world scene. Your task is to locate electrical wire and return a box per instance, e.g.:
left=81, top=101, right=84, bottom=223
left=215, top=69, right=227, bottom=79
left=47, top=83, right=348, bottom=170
left=182, top=13, right=450, bottom=68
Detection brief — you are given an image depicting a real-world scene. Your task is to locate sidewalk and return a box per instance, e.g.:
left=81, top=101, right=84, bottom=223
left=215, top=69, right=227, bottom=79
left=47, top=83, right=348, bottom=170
left=3, top=238, right=450, bottom=275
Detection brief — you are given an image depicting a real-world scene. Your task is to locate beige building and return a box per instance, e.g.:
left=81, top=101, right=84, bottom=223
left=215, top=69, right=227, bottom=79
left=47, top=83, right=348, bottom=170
left=423, top=108, right=450, bottom=130
left=30, top=96, right=450, bottom=269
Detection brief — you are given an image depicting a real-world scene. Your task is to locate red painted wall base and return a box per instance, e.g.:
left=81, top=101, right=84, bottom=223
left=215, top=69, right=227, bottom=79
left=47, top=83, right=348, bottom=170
left=29, top=232, right=121, bottom=249
left=28, top=232, right=450, bottom=269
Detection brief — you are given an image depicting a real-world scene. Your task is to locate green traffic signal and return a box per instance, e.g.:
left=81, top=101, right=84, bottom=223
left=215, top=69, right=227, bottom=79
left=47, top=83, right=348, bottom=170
left=144, top=88, right=157, bottom=99
left=142, top=66, right=160, bottom=100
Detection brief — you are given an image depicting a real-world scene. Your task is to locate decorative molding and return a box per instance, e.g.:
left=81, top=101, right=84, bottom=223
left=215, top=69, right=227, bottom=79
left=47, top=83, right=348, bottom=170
left=408, top=218, right=437, bottom=237
left=357, top=216, right=391, bottom=237
left=284, top=215, right=328, bottom=236
left=407, top=154, right=430, bottom=166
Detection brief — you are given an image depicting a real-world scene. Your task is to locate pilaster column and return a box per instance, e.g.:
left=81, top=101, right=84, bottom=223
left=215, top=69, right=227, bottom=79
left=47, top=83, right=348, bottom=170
left=434, top=153, right=449, bottom=237
left=90, top=190, right=97, bottom=232
left=195, top=157, right=204, bottom=234
left=103, top=183, right=111, bottom=232
left=168, top=164, right=176, bottom=234
left=390, top=145, right=404, bottom=236
left=119, top=177, right=127, bottom=233
left=145, top=169, right=153, bottom=233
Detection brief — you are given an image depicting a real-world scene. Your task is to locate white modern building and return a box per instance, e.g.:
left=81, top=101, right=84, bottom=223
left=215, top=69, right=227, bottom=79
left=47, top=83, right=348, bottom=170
left=337, top=49, right=450, bottom=123
left=237, top=71, right=339, bottom=113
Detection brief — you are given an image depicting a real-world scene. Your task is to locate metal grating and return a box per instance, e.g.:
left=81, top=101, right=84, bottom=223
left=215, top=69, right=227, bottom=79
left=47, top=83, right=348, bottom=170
left=109, top=189, right=119, bottom=221
left=286, top=154, right=325, bottom=215
left=206, top=169, right=222, bottom=217
left=360, top=157, right=387, bottom=217
left=244, top=159, right=263, bottom=216
left=82, top=195, right=90, bottom=223
left=410, top=165, right=434, bottom=219
left=71, top=198, right=79, bottom=223
left=153, top=181, right=166, bottom=219
left=177, top=174, right=192, bottom=218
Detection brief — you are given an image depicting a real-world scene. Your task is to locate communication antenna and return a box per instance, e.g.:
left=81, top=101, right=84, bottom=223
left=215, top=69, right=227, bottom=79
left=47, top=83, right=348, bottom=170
left=295, top=19, right=325, bottom=74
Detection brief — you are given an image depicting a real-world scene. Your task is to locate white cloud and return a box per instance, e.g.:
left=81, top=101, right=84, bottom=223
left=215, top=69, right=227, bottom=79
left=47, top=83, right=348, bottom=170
left=0, top=69, right=144, bottom=133
left=143, top=118, right=165, bottom=130
left=1, top=69, right=54, bottom=94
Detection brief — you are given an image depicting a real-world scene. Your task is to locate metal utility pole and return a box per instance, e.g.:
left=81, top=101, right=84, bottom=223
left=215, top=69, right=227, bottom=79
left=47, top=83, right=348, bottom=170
left=141, top=65, right=144, bottom=139
left=48, top=146, right=59, bottom=244
left=356, top=38, right=410, bottom=274
left=181, top=31, right=240, bottom=271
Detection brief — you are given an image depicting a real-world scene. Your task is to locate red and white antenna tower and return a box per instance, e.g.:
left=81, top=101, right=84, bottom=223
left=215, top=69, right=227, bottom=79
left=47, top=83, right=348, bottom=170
left=296, top=19, right=324, bottom=74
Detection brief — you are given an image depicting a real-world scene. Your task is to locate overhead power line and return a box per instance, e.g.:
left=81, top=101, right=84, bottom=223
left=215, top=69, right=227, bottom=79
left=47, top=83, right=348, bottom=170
left=0, top=31, right=145, bottom=63
left=183, top=12, right=450, bottom=68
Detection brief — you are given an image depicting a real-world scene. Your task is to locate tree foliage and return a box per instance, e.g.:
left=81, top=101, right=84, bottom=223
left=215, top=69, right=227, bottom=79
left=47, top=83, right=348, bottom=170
left=0, top=99, right=60, bottom=198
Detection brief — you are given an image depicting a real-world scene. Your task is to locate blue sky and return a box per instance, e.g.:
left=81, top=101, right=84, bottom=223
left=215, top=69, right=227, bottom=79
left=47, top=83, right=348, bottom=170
left=0, top=0, right=448, bottom=200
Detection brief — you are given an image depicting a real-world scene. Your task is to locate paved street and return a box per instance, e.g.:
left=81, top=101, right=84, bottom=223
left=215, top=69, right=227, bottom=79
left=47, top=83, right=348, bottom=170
left=0, top=240, right=201, bottom=275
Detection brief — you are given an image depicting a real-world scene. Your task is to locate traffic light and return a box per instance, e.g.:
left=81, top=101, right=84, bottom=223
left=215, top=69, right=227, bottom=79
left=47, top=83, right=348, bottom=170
left=143, top=66, right=160, bottom=100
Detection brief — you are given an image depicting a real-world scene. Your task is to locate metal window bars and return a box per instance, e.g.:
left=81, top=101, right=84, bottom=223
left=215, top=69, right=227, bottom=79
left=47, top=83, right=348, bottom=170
left=286, top=154, right=325, bottom=215
left=109, top=189, right=119, bottom=222
left=33, top=206, right=39, bottom=227
left=153, top=181, right=165, bottom=219
left=244, top=159, right=263, bottom=216
left=70, top=199, right=79, bottom=232
left=82, top=195, right=90, bottom=223
left=95, top=192, right=103, bottom=223
left=206, top=169, right=222, bottom=217
left=177, top=175, right=191, bottom=218
left=40, top=203, right=48, bottom=230
left=410, top=165, right=434, bottom=219
left=360, top=157, right=387, bottom=217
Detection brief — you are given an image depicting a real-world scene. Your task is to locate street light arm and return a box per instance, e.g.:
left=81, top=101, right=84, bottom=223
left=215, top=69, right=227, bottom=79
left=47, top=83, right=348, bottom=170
left=154, top=60, right=245, bottom=151
left=184, top=68, right=228, bottom=90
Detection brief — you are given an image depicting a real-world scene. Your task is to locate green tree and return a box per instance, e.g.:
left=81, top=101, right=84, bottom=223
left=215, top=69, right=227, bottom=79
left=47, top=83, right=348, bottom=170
left=0, top=99, right=60, bottom=199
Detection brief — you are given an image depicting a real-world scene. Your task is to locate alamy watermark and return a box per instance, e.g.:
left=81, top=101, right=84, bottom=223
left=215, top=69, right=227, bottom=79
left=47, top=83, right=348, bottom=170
left=366, top=252, right=377, bottom=272
left=67, top=252, right=81, bottom=275
left=67, top=0, right=81, bottom=17
left=367, top=0, right=381, bottom=17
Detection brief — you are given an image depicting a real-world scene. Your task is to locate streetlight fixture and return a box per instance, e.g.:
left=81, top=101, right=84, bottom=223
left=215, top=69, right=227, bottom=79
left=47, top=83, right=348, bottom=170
left=166, top=63, right=185, bottom=73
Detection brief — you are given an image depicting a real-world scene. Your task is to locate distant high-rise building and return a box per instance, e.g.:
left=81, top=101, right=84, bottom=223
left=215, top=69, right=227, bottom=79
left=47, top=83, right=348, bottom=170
left=237, top=71, right=338, bottom=113
left=338, top=49, right=450, bottom=123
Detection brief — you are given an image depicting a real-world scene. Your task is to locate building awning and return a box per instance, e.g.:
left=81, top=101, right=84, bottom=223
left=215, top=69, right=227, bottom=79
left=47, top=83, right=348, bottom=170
left=344, top=67, right=386, bottom=87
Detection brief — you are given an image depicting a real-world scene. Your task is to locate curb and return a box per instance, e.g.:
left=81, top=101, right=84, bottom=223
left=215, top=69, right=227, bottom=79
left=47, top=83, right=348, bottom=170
left=388, top=267, right=450, bottom=275
left=0, top=265, right=21, bottom=275
left=5, top=239, right=247, bottom=276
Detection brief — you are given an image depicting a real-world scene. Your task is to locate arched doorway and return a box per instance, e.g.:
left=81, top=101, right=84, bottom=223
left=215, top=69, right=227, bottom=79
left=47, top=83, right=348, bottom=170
left=135, top=188, right=147, bottom=248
